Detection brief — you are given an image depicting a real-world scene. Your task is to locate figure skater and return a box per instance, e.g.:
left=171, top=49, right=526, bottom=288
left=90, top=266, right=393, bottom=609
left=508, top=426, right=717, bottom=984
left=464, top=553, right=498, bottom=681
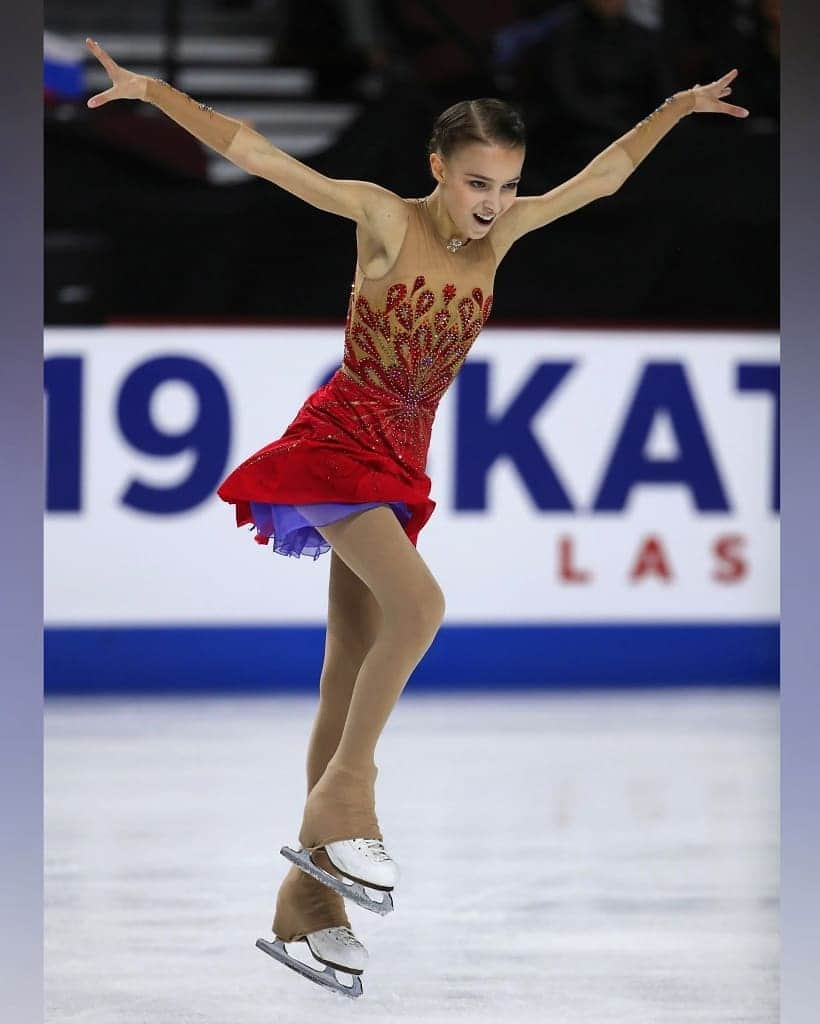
left=85, top=36, right=748, bottom=998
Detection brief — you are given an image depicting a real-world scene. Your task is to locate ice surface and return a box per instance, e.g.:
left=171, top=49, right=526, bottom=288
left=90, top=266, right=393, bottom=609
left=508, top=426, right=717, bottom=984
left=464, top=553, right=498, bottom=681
left=45, top=689, right=778, bottom=1023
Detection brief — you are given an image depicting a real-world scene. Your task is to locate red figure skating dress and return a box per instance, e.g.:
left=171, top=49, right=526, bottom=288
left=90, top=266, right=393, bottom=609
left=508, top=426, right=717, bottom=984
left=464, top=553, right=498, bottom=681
left=217, top=197, right=496, bottom=557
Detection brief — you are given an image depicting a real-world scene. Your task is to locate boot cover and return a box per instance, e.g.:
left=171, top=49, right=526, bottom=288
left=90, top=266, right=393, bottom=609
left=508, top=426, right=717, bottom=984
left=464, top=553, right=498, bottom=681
left=273, top=851, right=351, bottom=942
left=299, top=761, right=382, bottom=850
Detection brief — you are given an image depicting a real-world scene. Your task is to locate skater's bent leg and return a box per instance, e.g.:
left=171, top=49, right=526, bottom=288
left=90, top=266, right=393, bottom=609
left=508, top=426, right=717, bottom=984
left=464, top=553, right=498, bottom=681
left=298, top=507, right=444, bottom=849
left=315, top=506, right=445, bottom=773
left=305, top=549, right=382, bottom=790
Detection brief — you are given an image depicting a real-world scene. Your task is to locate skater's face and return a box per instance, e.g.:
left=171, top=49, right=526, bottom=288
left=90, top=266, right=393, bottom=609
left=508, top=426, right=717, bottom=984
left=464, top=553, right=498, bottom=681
left=430, top=141, right=524, bottom=240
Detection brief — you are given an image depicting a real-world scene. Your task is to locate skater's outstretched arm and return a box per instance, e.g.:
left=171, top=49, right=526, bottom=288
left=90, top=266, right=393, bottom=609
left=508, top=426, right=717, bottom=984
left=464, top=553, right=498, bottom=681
left=490, top=69, right=749, bottom=261
left=84, top=38, right=399, bottom=226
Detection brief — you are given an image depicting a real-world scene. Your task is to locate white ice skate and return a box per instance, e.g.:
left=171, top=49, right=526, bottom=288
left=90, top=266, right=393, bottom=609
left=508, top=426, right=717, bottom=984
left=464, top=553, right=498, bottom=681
left=256, top=925, right=367, bottom=999
left=280, top=838, right=397, bottom=915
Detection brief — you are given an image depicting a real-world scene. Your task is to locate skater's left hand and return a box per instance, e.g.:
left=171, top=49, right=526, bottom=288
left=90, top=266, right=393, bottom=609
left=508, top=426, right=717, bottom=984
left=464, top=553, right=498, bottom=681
left=690, top=69, right=749, bottom=118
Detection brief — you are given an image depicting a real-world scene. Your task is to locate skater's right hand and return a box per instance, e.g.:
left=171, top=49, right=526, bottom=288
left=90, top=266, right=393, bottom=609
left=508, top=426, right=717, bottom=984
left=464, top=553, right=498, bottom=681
left=85, top=38, right=148, bottom=107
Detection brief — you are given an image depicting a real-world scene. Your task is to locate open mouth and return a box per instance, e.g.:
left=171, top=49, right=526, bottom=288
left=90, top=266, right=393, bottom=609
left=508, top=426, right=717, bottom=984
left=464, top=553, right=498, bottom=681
left=473, top=213, right=494, bottom=226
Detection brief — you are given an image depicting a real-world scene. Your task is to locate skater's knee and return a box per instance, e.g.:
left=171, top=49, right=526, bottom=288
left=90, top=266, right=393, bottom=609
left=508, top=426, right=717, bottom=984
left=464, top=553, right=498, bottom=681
left=425, top=581, right=446, bottom=631
left=384, top=580, right=445, bottom=645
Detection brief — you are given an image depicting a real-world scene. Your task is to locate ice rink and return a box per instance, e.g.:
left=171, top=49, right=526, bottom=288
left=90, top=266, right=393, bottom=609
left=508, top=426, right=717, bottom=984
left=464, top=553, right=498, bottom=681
left=45, top=689, right=778, bottom=1023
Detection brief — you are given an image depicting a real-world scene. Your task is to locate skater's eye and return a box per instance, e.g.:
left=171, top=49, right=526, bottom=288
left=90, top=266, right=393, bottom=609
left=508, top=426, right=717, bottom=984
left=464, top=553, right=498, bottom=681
left=468, top=181, right=518, bottom=190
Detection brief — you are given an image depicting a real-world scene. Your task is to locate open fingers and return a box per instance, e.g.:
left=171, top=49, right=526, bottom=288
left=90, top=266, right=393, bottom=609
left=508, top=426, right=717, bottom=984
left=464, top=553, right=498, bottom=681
left=714, top=71, right=747, bottom=117
left=718, top=100, right=750, bottom=118
left=87, top=86, right=117, bottom=108
left=710, top=70, right=738, bottom=94
left=706, top=69, right=738, bottom=95
left=84, top=37, right=118, bottom=77
left=692, top=69, right=748, bottom=116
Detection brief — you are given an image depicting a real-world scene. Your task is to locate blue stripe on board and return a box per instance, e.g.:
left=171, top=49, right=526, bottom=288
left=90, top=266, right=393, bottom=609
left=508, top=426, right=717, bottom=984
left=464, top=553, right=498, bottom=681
left=45, top=624, right=779, bottom=694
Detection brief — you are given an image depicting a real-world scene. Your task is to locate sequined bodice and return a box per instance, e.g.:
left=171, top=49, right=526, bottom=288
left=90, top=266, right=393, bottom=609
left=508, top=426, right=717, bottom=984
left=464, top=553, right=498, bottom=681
left=341, top=198, right=496, bottom=416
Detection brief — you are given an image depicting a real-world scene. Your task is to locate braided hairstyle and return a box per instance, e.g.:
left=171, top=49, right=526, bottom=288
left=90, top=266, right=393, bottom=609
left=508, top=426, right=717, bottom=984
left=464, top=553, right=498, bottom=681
left=426, top=98, right=526, bottom=166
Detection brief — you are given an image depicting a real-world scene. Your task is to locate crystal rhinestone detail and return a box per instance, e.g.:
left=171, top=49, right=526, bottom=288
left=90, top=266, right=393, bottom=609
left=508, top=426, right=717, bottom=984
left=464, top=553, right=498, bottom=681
left=343, top=274, right=493, bottom=404
left=336, top=274, right=493, bottom=472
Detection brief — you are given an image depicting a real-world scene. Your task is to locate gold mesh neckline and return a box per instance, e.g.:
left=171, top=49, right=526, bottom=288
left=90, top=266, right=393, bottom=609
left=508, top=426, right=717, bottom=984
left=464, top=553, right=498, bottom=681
left=419, top=197, right=472, bottom=252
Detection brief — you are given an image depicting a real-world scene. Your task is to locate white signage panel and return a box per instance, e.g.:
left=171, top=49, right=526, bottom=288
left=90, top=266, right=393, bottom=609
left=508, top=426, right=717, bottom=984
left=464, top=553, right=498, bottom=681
left=44, top=327, right=779, bottom=624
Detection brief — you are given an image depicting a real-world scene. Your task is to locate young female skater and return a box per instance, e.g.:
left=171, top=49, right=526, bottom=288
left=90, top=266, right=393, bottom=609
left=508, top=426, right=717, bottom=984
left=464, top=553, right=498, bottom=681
left=85, top=36, right=748, bottom=998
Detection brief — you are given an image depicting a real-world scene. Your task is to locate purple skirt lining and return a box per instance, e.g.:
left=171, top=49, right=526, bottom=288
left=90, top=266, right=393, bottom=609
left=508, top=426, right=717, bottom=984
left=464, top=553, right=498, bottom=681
left=249, top=500, right=413, bottom=560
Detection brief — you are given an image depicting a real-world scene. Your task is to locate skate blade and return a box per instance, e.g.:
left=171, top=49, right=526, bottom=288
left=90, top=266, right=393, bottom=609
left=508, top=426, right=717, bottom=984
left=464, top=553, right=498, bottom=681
left=256, top=938, right=363, bottom=999
left=280, top=845, right=395, bottom=916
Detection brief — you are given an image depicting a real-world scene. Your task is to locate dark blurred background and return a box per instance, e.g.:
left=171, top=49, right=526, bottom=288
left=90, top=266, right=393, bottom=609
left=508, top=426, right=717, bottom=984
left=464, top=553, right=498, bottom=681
left=45, top=0, right=778, bottom=326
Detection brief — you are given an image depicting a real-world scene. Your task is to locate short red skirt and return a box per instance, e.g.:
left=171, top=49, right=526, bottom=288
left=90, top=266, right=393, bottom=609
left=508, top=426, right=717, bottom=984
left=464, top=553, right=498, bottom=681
left=217, top=368, right=437, bottom=557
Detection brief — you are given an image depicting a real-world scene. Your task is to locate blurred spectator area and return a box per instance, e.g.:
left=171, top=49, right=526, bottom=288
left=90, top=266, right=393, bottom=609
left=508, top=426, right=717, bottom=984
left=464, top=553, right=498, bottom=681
left=45, top=0, right=777, bottom=325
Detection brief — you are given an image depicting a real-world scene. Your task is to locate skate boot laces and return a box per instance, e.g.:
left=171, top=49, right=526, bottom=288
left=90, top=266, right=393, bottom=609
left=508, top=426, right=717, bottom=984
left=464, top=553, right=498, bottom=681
left=331, top=925, right=362, bottom=948
left=359, top=838, right=390, bottom=862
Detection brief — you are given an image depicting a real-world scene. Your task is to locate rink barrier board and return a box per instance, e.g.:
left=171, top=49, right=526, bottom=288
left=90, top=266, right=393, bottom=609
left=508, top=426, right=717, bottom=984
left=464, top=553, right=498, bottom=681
left=45, top=330, right=780, bottom=626
left=44, top=623, right=779, bottom=694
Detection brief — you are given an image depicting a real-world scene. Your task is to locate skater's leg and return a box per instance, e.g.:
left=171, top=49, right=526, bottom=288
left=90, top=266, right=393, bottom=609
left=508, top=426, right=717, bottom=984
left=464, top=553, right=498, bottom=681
left=275, top=550, right=382, bottom=938
left=316, top=506, right=445, bottom=773
left=275, top=552, right=381, bottom=941
left=300, top=505, right=445, bottom=849
left=305, top=549, right=383, bottom=789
